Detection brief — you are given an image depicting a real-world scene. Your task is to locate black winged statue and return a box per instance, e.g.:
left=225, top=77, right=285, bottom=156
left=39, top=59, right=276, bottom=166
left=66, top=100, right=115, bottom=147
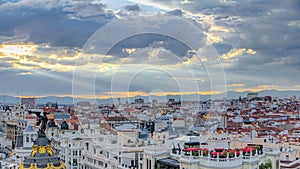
left=28, top=110, right=50, bottom=136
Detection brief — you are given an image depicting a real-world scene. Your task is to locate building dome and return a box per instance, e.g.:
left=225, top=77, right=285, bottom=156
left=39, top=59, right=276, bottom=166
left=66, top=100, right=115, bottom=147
left=61, top=120, right=69, bottom=130
left=18, top=134, right=66, bottom=169
left=18, top=111, right=66, bottom=169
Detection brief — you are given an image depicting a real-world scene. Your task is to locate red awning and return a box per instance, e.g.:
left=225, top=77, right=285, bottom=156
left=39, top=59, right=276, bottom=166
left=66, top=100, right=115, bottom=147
left=211, top=152, right=218, bottom=155
left=242, top=147, right=254, bottom=152
left=185, top=147, right=200, bottom=151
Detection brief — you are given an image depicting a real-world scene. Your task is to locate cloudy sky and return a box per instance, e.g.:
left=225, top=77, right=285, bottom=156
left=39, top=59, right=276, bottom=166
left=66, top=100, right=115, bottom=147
left=0, top=0, right=299, bottom=99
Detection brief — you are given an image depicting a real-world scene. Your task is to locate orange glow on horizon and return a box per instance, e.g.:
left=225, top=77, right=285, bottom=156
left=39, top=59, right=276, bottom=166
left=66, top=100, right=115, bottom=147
left=17, top=87, right=300, bottom=100
left=17, top=91, right=224, bottom=100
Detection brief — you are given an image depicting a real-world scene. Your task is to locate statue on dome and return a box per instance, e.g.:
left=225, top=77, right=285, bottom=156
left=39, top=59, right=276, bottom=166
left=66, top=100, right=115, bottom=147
left=29, top=110, right=50, bottom=137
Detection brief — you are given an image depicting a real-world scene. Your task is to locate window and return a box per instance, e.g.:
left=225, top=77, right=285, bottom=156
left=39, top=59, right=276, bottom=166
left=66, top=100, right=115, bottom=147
left=146, top=159, right=149, bottom=169
left=146, top=159, right=152, bottom=169
left=98, top=161, right=103, bottom=166
left=86, top=143, right=89, bottom=151
left=73, top=159, right=78, bottom=165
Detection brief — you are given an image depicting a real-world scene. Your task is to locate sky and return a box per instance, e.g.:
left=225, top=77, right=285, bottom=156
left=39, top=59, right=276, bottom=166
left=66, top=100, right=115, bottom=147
left=0, top=0, right=299, bottom=99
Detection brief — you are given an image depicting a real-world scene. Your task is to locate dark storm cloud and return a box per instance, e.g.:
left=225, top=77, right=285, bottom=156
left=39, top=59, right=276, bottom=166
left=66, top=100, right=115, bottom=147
left=144, top=0, right=300, bottom=52
left=0, top=1, right=115, bottom=47
left=149, top=0, right=300, bottom=88
left=122, top=4, right=141, bottom=12
left=219, top=4, right=300, bottom=74
left=167, top=9, right=184, bottom=16
left=192, top=1, right=300, bottom=67
left=107, top=33, right=191, bottom=58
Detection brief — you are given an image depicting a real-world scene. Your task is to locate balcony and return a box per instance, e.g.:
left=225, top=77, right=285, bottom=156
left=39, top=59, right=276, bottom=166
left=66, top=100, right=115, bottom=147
left=176, top=153, right=243, bottom=168
left=171, top=149, right=243, bottom=168
left=199, top=156, right=243, bottom=168
left=170, top=146, right=265, bottom=168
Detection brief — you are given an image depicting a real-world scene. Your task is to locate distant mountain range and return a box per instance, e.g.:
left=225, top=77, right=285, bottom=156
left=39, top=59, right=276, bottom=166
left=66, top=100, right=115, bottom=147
left=0, top=90, right=299, bottom=105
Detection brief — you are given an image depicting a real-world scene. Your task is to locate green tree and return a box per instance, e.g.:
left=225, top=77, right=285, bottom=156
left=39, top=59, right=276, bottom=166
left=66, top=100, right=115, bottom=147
left=259, top=160, right=272, bottom=169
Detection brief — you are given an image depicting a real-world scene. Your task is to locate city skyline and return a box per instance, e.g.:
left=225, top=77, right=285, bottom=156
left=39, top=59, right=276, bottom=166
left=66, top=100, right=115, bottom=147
left=0, top=0, right=299, bottom=99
